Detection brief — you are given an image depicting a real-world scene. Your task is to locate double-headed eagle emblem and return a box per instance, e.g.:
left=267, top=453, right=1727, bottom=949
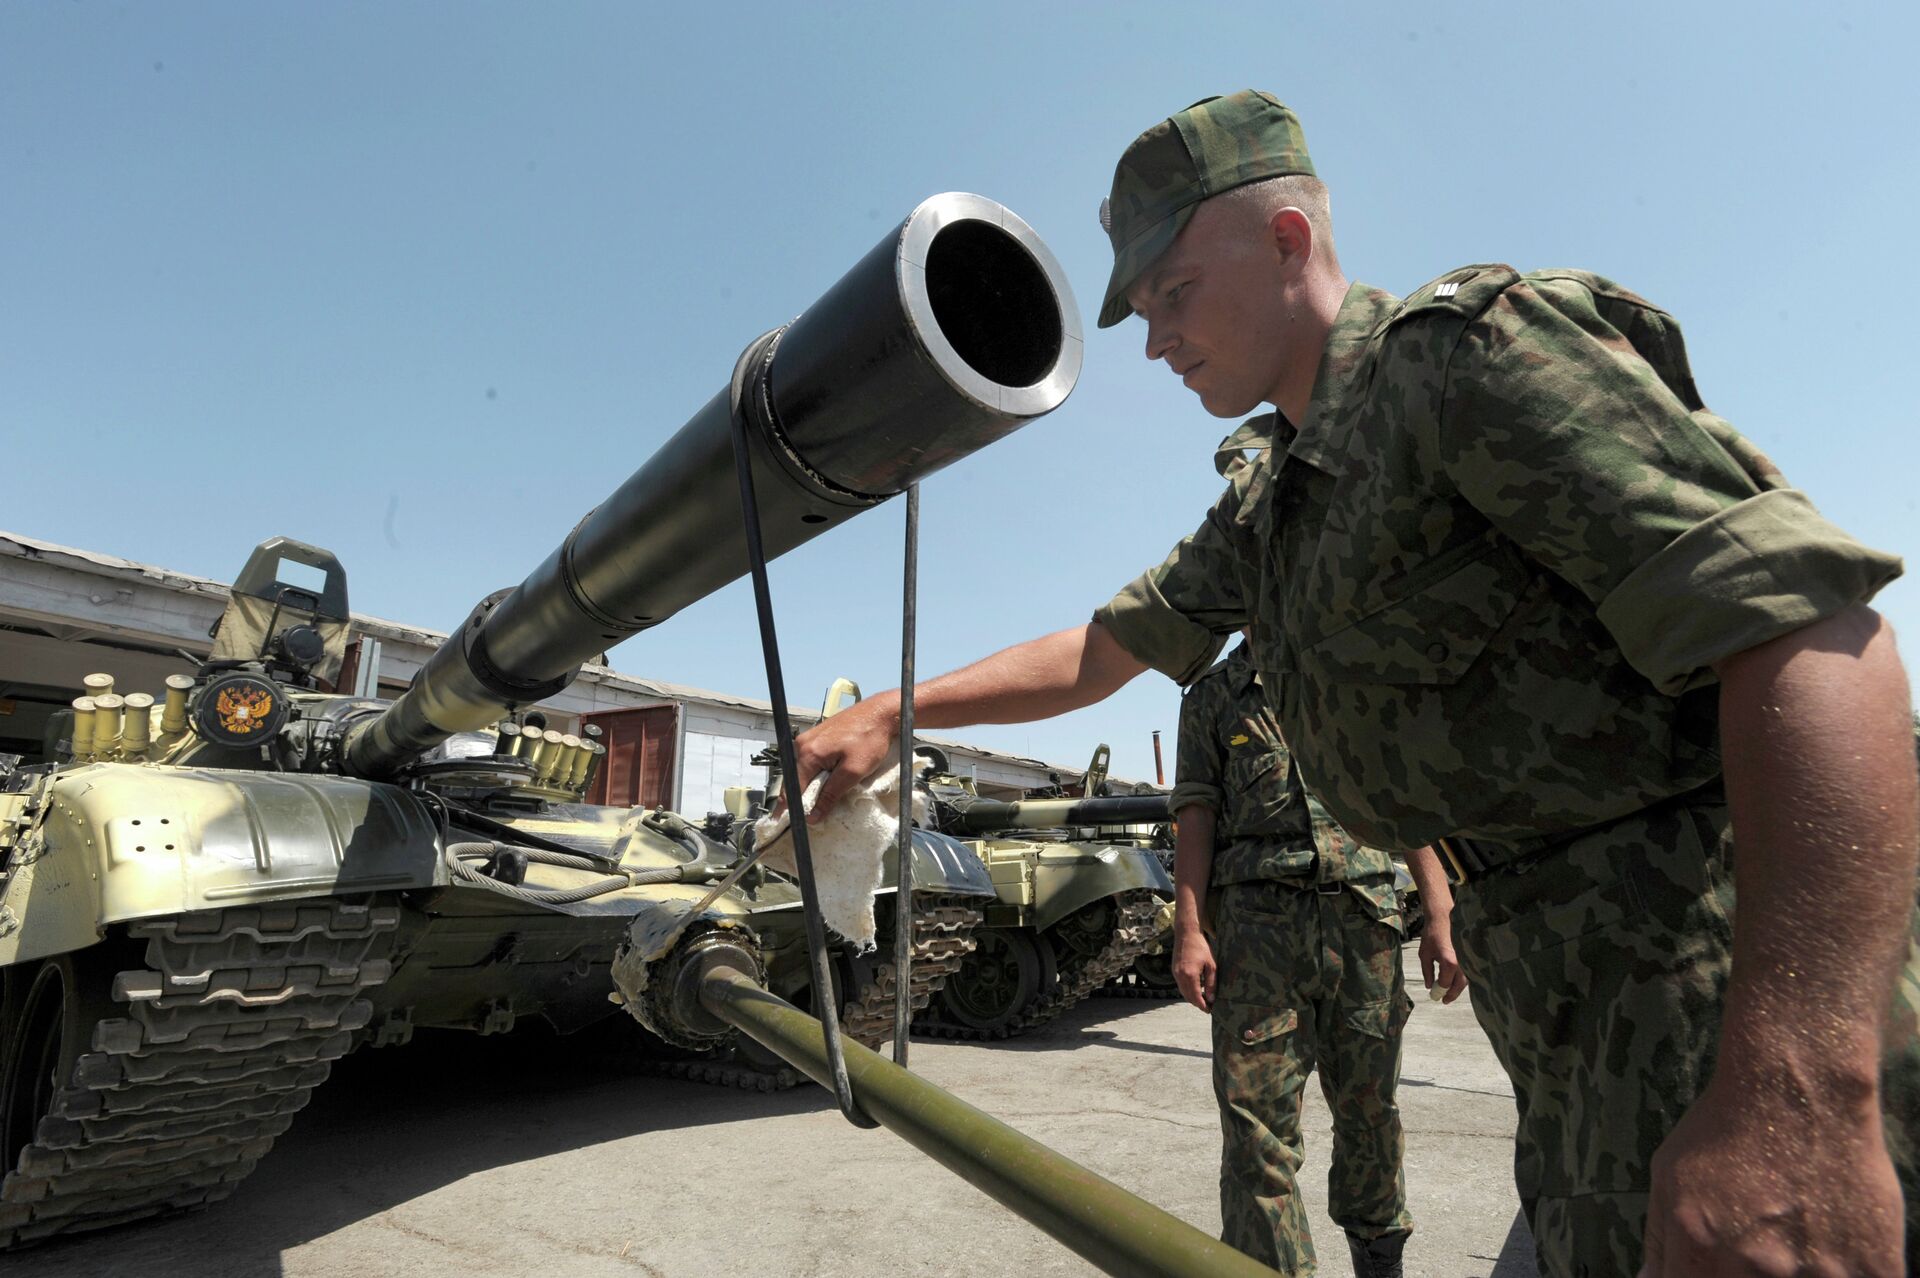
left=214, top=684, right=274, bottom=736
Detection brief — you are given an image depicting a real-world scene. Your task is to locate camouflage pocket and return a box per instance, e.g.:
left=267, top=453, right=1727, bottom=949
left=1298, top=540, right=1530, bottom=686
left=1344, top=990, right=1414, bottom=1040
left=1216, top=1001, right=1299, bottom=1050
left=1225, top=744, right=1287, bottom=805
left=1345, top=877, right=1406, bottom=937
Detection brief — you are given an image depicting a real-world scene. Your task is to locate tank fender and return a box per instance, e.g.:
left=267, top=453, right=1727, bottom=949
left=1, top=765, right=443, bottom=967
left=1032, top=843, right=1174, bottom=933
left=0, top=831, right=98, bottom=969
left=878, top=829, right=994, bottom=899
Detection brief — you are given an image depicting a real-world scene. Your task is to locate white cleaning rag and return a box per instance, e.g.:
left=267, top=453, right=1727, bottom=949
left=751, top=764, right=923, bottom=953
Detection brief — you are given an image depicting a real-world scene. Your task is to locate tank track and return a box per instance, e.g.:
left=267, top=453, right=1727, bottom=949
left=917, top=890, right=1162, bottom=1040
left=836, top=894, right=982, bottom=1047
left=0, top=898, right=398, bottom=1249
left=638, top=1056, right=802, bottom=1093
left=638, top=892, right=983, bottom=1092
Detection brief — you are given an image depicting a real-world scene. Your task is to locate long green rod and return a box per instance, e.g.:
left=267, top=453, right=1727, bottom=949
left=700, top=970, right=1278, bottom=1278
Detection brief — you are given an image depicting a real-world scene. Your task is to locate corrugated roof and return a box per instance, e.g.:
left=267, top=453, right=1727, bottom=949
left=0, top=530, right=1076, bottom=775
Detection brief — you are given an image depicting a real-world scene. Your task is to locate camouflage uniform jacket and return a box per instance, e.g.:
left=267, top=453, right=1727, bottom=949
left=1098, top=269, right=1903, bottom=850
left=1172, top=642, right=1394, bottom=896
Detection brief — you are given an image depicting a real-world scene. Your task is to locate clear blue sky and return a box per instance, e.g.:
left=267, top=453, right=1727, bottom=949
left=4, top=3, right=1916, bottom=784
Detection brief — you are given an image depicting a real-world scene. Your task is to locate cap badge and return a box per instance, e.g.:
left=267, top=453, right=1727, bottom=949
left=1098, top=196, right=1112, bottom=234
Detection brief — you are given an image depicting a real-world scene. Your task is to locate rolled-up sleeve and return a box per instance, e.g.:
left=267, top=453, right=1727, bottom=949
left=1438, top=278, right=1902, bottom=693
left=1170, top=682, right=1224, bottom=816
left=1094, top=486, right=1247, bottom=686
left=1598, top=489, right=1900, bottom=690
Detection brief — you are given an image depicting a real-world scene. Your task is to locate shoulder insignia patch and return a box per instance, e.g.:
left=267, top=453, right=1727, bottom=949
left=1384, top=264, right=1521, bottom=333
left=1228, top=733, right=1250, bottom=746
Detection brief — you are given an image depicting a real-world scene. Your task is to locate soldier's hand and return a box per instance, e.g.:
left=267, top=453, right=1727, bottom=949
left=1173, top=928, right=1216, bottom=1012
left=1639, top=1063, right=1904, bottom=1277
left=786, top=698, right=899, bottom=823
left=1418, top=923, right=1467, bottom=1005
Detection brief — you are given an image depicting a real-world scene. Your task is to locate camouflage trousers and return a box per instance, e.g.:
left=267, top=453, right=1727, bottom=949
left=1210, top=875, right=1415, bottom=1274
left=1451, top=789, right=1920, bottom=1278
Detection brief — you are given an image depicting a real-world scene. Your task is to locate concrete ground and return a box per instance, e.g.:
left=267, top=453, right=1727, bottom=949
left=13, top=949, right=1536, bottom=1277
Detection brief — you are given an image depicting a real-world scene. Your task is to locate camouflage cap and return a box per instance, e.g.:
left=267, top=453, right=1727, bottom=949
left=1097, top=91, right=1315, bottom=328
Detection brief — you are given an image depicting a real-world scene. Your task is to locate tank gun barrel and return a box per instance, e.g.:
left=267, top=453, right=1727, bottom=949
left=698, top=967, right=1274, bottom=1278
left=944, top=794, right=1170, bottom=836
left=343, top=193, right=1081, bottom=778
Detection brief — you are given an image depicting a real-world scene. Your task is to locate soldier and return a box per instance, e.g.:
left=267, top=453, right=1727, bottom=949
left=794, top=91, right=1919, bottom=1274
left=1172, top=631, right=1464, bottom=1275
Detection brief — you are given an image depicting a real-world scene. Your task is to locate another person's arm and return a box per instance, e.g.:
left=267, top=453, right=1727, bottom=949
left=1403, top=846, right=1466, bottom=1004
left=1171, top=804, right=1218, bottom=1012
left=1168, top=678, right=1228, bottom=1012
left=793, top=453, right=1254, bottom=820
left=1640, top=607, right=1914, bottom=1275
left=792, top=622, right=1148, bottom=816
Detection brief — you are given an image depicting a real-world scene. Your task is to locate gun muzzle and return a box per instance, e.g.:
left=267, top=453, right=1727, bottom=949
left=345, top=193, right=1080, bottom=778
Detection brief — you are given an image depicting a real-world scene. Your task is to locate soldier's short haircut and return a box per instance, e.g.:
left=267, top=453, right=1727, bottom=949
left=1216, top=175, right=1337, bottom=265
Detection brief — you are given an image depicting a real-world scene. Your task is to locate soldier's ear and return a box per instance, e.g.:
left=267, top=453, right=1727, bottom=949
left=1267, top=207, right=1313, bottom=275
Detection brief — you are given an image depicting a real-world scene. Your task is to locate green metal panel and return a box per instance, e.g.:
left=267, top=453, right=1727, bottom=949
left=1031, top=842, right=1172, bottom=933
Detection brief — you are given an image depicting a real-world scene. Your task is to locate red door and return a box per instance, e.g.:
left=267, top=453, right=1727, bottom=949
left=584, top=705, right=680, bottom=808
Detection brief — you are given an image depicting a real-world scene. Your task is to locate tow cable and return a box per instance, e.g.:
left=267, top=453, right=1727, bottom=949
left=891, top=482, right=918, bottom=1068
left=725, top=332, right=920, bottom=1127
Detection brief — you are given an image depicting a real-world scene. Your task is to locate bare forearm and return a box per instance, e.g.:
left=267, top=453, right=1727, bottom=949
left=857, top=622, right=1147, bottom=731
left=1640, top=606, right=1916, bottom=1271
left=1714, top=605, right=1919, bottom=1079
left=1402, top=845, right=1454, bottom=926
left=793, top=621, right=1148, bottom=815
left=1173, top=805, right=1216, bottom=938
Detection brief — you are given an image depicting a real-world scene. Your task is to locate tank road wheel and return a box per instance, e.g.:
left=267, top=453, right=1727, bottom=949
left=1009, top=890, right=1164, bottom=1030
left=1045, top=899, right=1117, bottom=977
left=2, top=949, right=123, bottom=1191
left=837, top=894, right=984, bottom=1048
left=1096, top=892, right=1182, bottom=998
left=2, top=961, right=80, bottom=1184
left=918, top=892, right=1160, bottom=1037
left=935, top=928, right=1054, bottom=1038
left=1125, top=951, right=1180, bottom=997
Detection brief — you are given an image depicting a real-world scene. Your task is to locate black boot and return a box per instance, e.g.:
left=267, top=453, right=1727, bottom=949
left=1345, top=1229, right=1407, bottom=1278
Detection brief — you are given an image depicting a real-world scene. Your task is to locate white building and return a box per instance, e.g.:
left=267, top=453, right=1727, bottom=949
left=0, top=532, right=1111, bottom=811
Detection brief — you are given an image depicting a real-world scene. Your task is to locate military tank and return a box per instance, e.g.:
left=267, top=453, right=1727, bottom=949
left=0, top=191, right=1124, bottom=1250
left=908, top=748, right=1174, bottom=1039
left=1023, top=744, right=1182, bottom=1002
